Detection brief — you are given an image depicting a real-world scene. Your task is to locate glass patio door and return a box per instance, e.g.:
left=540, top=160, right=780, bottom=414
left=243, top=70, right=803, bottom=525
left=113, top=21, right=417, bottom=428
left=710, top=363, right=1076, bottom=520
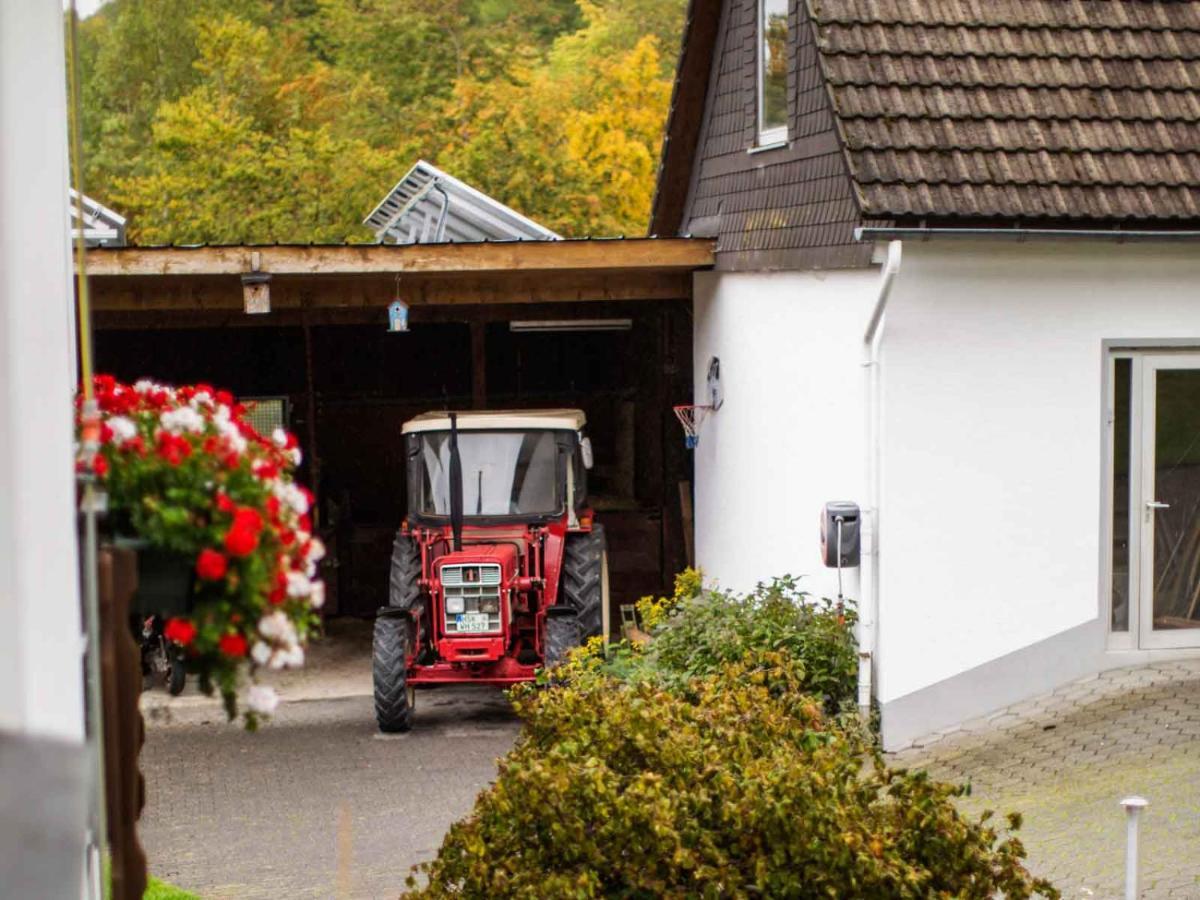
left=1138, top=353, right=1200, bottom=648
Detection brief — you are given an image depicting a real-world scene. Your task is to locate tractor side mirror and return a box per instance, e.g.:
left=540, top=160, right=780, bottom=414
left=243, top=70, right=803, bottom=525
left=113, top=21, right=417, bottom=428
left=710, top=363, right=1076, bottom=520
left=579, top=436, right=594, bottom=470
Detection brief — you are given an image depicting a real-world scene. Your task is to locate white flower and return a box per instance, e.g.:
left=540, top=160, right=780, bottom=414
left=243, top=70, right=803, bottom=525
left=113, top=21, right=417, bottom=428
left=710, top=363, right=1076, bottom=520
left=308, top=581, right=325, bottom=610
left=159, top=406, right=205, bottom=435
left=189, top=390, right=213, bottom=409
left=273, top=481, right=309, bottom=516
left=306, top=538, right=326, bottom=564
left=246, top=684, right=279, bottom=715
left=216, top=417, right=247, bottom=454
left=268, top=645, right=305, bottom=670
left=290, top=447, right=303, bottom=466
left=250, top=641, right=272, bottom=666
left=133, top=379, right=160, bottom=395
left=106, top=416, right=138, bottom=445
left=258, top=610, right=297, bottom=645
left=272, top=428, right=288, bottom=448
left=286, top=571, right=313, bottom=598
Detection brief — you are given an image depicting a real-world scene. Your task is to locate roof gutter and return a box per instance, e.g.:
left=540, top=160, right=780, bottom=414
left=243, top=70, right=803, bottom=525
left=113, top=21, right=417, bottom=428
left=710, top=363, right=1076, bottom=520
left=856, top=226, right=1200, bottom=243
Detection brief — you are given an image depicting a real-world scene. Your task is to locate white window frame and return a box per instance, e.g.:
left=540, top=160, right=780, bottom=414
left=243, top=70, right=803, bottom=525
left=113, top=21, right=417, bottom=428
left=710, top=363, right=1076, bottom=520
left=755, top=0, right=788, bottom=148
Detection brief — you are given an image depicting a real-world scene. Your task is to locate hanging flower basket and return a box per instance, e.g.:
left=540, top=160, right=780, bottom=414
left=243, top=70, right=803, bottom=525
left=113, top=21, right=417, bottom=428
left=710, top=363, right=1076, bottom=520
left=79, top=376, right=323, bottom=727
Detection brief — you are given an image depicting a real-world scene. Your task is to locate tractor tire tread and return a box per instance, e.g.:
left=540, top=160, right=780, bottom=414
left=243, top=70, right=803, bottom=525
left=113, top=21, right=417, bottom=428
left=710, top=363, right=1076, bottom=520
left=373, top=615, right=413, bottom=733
left=389, top=533, right=422, bottom=610
left=560, top=525, right=606, bottom=639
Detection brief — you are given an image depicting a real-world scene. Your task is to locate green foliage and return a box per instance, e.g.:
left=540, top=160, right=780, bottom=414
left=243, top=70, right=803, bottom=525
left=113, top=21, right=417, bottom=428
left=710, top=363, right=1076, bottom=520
left=78, top=0, right=687, bottom=242
left=143, top=876, right=201, bottom=900
left=623, top=575, right=859, bottom=715
left=405, top=652, right=1058, bottom=899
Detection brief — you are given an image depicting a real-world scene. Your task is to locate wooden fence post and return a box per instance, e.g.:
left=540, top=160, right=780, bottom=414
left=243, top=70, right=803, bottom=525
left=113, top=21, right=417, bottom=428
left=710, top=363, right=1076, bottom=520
left=98, top=546, right=147, bottom=900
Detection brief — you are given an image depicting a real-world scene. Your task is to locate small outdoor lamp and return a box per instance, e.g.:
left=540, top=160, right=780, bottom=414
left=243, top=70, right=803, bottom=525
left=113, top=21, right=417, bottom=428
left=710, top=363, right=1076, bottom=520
left=388, top=299, right=410, bottom=333
left=241, top=272, right=271, bottom=315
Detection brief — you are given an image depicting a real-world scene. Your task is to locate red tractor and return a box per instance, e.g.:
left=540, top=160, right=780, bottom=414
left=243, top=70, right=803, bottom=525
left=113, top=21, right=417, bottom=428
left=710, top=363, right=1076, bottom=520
left=372, top=409, right=609, bottom=731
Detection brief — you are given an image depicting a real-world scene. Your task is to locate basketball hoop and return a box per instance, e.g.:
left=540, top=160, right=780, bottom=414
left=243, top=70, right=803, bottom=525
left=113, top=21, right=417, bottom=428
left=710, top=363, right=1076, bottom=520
left=673, top=404, right=713, bottom=449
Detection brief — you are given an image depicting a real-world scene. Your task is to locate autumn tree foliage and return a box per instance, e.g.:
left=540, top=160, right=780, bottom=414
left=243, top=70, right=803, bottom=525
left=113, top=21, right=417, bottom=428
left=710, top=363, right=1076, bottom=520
left=77, top=0, right=685, bottom=244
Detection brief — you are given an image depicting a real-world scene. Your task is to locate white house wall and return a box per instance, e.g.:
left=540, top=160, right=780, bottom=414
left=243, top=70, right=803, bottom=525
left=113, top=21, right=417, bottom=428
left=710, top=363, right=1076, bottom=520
left=877, top=240, right=1200, bottom=746
left=691, top=269, right=879, bottom=599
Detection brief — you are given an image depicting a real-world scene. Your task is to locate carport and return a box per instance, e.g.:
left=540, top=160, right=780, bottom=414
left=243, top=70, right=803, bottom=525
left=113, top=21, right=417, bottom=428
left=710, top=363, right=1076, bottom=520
left=85, top=238, right=713, bottom=616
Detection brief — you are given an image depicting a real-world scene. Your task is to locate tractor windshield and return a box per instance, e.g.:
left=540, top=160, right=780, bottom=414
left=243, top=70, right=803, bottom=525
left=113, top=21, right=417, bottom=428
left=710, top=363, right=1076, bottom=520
left=415, top=430, right=562, bottom=518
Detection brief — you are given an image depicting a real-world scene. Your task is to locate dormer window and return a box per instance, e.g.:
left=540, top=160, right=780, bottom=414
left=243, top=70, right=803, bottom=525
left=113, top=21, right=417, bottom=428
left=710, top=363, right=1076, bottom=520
left=757, top=0, right=788, bottom=146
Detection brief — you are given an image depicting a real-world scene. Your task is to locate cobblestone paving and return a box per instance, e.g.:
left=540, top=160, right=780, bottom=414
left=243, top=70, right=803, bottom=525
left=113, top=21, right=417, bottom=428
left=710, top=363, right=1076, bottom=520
left=140, top=688, right=520, bottom=899
left=892, top=661, right=1200, bottom=899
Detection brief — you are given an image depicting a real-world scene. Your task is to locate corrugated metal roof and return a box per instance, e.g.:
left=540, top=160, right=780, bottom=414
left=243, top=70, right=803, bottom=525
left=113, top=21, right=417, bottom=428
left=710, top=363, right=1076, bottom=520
left=363, top=160, right=561, bottom=244
left=69, top=189, right=126, bottom=247
left=808, top=0, right=1200, bottom=220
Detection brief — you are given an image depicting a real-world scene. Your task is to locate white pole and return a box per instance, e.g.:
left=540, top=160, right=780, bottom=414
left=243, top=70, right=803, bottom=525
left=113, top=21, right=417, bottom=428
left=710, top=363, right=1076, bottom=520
left=1121, top=795, right=1148, bottom=900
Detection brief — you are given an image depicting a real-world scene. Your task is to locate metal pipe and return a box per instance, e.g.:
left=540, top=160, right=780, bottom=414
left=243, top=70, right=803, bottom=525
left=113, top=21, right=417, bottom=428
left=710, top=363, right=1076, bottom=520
left=1121, top=795, right=1148, bottom=900
left=857, top=226, right=1200, bottom=243
left=859, top=240, right=903, bottom=723
left=432, top=181, right=451, bottom=243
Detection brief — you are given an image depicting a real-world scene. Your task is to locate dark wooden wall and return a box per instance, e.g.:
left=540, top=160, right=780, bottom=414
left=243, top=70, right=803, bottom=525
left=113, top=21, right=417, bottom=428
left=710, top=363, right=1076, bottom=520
left=680, top=0, right=874, bottom=270
left=94, top=301, right=692, bottom=617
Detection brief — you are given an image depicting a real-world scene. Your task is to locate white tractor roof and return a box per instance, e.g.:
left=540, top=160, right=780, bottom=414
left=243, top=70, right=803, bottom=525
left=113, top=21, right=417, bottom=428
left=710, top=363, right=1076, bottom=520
left=402, top=409, right=586, bottom=434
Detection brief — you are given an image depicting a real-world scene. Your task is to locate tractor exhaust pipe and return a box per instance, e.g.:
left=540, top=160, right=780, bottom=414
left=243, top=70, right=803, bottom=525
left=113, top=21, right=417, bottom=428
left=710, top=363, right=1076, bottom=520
left=449, top=412, right=464, bottom=551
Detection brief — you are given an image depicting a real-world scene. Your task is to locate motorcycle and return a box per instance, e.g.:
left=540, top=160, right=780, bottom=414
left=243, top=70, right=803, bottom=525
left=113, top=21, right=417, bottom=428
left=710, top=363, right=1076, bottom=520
left=140, top=614, right=187, bottom=695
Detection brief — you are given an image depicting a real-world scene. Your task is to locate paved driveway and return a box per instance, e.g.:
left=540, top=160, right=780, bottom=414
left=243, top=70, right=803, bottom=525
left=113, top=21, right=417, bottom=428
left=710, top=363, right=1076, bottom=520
left=140, top=624, right=520, bottom=899
left=893, top=660, right=1200, bottom=899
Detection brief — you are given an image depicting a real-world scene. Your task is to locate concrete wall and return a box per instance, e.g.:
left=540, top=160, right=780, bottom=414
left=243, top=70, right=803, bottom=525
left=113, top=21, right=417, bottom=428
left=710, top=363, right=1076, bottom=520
left=876, top=241, right=1200, bottom=745
left=0, top=0, right=85, bottom=741
left=691, top=268, right=879, bottom=599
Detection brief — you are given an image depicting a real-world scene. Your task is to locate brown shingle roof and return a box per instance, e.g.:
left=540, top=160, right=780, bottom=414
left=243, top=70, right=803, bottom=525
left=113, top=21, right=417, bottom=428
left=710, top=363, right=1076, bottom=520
left=809, top=0, right=1200, bottom=219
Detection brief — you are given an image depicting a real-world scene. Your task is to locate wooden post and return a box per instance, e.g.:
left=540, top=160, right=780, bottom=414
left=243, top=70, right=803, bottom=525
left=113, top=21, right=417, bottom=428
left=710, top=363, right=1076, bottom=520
left=470, top=321, right=487, bottom=409
left=303, top=316, right=321, bottom=526
left=98, top=546, right=147, bottom=900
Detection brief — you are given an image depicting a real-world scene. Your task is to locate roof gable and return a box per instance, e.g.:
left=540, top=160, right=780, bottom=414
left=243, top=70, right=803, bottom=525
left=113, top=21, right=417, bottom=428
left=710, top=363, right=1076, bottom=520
left=809, top=0, right=1200, bottom=220
left=652, top=0, right=1200, bottom=248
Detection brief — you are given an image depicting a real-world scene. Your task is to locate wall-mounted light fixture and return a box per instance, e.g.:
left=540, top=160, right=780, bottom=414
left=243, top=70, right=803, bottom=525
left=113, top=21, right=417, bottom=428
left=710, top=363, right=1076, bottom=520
left=509, top=319, right=633, bottom=333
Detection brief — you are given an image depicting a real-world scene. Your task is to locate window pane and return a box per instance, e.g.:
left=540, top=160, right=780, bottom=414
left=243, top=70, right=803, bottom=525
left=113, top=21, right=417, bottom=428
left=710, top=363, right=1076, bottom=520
left=417, top=431, right=561, bottom=517
left=760, top=0, right=788, bottom=135
left=1111, top=357, right=1131, bottom=631
left=1150, top=368, right=1200, bottom=631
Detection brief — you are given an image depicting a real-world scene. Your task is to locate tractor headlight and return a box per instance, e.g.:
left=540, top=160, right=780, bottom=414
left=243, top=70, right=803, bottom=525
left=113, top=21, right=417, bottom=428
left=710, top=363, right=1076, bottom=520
left=479, top=596, right=500, bottom=614
left=445, top=595, right=465, bottom=614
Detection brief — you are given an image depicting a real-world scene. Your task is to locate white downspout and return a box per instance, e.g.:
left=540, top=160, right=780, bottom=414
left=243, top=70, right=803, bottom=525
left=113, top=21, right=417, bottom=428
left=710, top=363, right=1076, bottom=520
left=858, top=240, right=902, bottom=719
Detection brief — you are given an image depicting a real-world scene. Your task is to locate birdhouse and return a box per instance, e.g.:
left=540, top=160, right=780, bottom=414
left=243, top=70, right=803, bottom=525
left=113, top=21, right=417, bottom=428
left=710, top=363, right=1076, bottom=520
left=388, top=299, right=409, bottom=333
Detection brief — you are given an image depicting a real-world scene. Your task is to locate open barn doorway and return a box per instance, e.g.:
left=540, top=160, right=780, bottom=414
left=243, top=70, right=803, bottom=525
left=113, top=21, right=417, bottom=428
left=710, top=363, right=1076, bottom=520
left=94, top=301, right=692, bottom=620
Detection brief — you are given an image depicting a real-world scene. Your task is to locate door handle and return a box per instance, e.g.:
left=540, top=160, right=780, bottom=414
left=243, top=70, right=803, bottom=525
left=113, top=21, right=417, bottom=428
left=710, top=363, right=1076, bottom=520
left=1147, top=501, right=1171, bottom=510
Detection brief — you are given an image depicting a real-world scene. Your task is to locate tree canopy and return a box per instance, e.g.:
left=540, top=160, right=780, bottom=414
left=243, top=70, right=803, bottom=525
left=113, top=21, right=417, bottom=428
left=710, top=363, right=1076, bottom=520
left=77, top=0, right=686, bottom=244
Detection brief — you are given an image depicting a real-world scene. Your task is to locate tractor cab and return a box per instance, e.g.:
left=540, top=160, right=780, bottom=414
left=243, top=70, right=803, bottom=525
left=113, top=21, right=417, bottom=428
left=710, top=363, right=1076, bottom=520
left=372, top=410, right=608, bottom=732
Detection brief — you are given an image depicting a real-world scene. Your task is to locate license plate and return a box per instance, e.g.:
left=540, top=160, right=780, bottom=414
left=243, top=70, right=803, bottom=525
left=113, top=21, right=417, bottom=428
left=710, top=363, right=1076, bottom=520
left=455, top=612, right=491, bottom=633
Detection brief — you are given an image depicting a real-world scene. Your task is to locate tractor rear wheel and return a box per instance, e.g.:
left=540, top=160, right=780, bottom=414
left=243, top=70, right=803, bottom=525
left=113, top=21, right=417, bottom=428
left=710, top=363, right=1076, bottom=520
left=561, top=525, right=608, bottom=640
left=373, top=615, right=415, bottom=733
left=389, top=533, right=422, bottom=609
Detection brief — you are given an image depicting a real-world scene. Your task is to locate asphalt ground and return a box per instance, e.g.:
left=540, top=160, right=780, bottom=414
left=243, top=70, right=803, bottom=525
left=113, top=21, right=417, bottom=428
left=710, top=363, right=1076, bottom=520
left=140, top=683, right=519, bottom=899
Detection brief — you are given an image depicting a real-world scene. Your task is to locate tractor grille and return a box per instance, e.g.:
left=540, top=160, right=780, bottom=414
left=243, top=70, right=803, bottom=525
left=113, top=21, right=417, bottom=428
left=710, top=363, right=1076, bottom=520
left=441, top=563, right=503, bottom=634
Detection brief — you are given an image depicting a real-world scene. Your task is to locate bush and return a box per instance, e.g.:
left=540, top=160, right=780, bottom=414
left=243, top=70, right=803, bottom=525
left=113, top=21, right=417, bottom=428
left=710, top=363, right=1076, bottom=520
left=612, top=574, right=858, bottom=716
left=404, top=653, right=1057, bottom=899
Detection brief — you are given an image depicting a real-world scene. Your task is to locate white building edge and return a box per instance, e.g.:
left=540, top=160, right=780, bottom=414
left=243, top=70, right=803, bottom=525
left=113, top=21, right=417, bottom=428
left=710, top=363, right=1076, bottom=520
left=656, top=0, right=1200, bottom=750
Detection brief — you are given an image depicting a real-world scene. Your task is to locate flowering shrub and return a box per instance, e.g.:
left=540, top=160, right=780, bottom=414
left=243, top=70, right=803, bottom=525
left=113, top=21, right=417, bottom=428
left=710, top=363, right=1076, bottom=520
left=407, top=653, right=1058, bottom=899
left=81, top=375, right=323, bottom=725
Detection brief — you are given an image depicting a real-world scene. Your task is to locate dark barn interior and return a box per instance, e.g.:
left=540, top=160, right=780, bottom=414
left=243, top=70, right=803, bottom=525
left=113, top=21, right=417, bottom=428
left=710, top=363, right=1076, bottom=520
left=94, top=301, right=694, bottom=618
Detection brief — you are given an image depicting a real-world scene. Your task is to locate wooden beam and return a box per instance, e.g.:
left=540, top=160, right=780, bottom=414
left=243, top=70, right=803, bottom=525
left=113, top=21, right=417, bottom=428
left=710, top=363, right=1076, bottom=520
left=89, top=270, right=694, bottom=312
left=84, top=239, right=714, bottom=277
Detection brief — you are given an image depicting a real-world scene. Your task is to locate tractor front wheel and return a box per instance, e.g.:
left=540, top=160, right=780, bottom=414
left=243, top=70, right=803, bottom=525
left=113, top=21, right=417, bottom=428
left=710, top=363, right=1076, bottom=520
left=373, top=615, right=415, bottom=732
left=561, top=524, right=608, bottom=641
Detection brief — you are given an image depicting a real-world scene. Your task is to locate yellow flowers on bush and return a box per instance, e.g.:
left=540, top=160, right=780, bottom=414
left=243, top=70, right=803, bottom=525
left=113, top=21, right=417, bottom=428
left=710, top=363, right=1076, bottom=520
left=406, top=649, right=1057, bottom=899
left=405, top=573, right=1058, bottom=899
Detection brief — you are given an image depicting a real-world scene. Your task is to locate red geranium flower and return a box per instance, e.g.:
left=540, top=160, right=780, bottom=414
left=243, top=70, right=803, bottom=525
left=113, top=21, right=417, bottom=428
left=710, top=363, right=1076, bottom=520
left=163, top=617, right=197, bottom=647
left=218, top=633, right=248, bottom=658
left=216, top=492, right=236, bottom=514
left=92, top=455, right=109, bottom=478
left=225, top=524, right=259, bottom=557
left=195, top=548, right=228, bottom=581
left=232, top=507, right=263, bottom=535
